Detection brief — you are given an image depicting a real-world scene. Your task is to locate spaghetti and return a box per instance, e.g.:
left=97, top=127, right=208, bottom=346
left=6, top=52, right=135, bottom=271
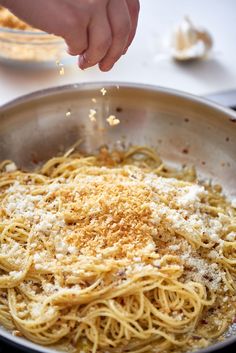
left=0, top=146, right=235, bottom=353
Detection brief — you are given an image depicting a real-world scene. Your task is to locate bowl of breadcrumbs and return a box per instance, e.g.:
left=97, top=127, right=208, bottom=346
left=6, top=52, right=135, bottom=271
left=0, top=6, right=65, bottom=65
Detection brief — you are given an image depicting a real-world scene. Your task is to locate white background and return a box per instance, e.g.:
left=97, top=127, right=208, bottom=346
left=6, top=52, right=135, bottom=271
left=0, top=0, right=236, bottom=106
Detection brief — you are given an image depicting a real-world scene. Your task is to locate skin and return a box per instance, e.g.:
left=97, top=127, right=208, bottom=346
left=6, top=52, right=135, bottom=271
left=0, top=0, right=140, bottom=71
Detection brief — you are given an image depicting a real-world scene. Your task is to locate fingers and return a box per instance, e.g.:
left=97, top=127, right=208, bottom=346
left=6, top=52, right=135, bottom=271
left=59, top=13, right=89, bottom=56
left=79, top=11, right=112, bottom=69
left=99, top=0, right=131, bottom=71
left=64, top=0, right=138, bottom=71
left=65, top=30, right=88, bottom=56
left=124, top=0, right=140, bottom=53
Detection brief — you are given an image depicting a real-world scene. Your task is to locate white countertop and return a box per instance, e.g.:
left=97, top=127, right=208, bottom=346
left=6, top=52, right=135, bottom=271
left=1, top=0, right=236, bottom=106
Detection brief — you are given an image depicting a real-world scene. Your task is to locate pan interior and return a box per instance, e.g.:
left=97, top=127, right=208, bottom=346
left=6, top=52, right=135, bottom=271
left=0, top=83, right=236, bottom=353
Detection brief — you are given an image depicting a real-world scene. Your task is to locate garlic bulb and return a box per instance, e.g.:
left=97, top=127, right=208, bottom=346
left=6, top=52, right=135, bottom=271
left=171, top=17, right=213, bottom=61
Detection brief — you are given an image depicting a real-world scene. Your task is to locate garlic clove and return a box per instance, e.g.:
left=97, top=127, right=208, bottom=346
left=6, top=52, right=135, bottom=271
left=171, top=17, right=213, bottom=61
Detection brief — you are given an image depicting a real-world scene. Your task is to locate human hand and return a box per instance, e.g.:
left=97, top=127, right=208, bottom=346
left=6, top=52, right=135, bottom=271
left=1, top=0, right=140, bottom=71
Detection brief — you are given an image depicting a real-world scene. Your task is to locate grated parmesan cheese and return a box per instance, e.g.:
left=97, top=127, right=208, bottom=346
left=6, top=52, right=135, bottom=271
left=1, top=156, right=233, bottom=303
left=176, top=184, right=205, bottom=206
left=181, top=246, right=223, bottom=291
left=169, top=244, right=181, bottom=251
left=5, top=162, right=17, bottom=172
left=226, top=232, right=236, bottom=241
left=9, top=271, right=23, bottom=279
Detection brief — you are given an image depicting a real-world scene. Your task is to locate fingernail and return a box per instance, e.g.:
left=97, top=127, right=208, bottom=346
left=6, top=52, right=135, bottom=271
left=99, top=63, right=114, bottom=72
left=79, top=54, right=86, bottom=69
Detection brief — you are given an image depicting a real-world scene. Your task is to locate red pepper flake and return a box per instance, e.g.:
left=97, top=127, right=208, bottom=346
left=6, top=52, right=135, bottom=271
left=201, top=319, right=208, bottom=325
left=184, top=118, right=189, bottom=123
left=182, top=148, right=189, bottom=154
left=193, top=335, right=201, bottom=340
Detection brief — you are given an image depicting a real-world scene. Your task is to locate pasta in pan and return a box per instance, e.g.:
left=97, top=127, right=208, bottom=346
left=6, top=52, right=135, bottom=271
left=0, top=146, right=235, bottom=353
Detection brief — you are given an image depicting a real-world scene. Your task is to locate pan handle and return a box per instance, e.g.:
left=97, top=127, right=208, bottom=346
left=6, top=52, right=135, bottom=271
left=204, top=89, right=236, bottom=110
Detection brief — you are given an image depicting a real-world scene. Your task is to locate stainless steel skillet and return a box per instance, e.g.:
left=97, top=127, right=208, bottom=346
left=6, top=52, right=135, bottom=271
left=0, top=82, right=236, bottom=353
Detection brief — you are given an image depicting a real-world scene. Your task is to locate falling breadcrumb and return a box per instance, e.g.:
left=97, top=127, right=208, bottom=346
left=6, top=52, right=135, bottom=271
left=100, top=88, right=107, bottom=96
left=59, top=67, right=65, bottom=76
left=56, top=59, right=65, bottom=76
left=106, top=115, right=120, bottom=126
left=92, top=98, right=97, bottom=103
left=89, top=109, right=97, bottom=122
left=66, top=110, right=71, bottom=118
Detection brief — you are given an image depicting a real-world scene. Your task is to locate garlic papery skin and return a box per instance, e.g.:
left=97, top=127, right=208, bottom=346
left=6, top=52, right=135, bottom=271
left=171, top=17, right=213, bottom=61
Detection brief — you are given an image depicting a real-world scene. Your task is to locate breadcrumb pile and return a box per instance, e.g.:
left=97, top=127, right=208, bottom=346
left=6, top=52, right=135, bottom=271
left=0, top=7, right=33, bottom=31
